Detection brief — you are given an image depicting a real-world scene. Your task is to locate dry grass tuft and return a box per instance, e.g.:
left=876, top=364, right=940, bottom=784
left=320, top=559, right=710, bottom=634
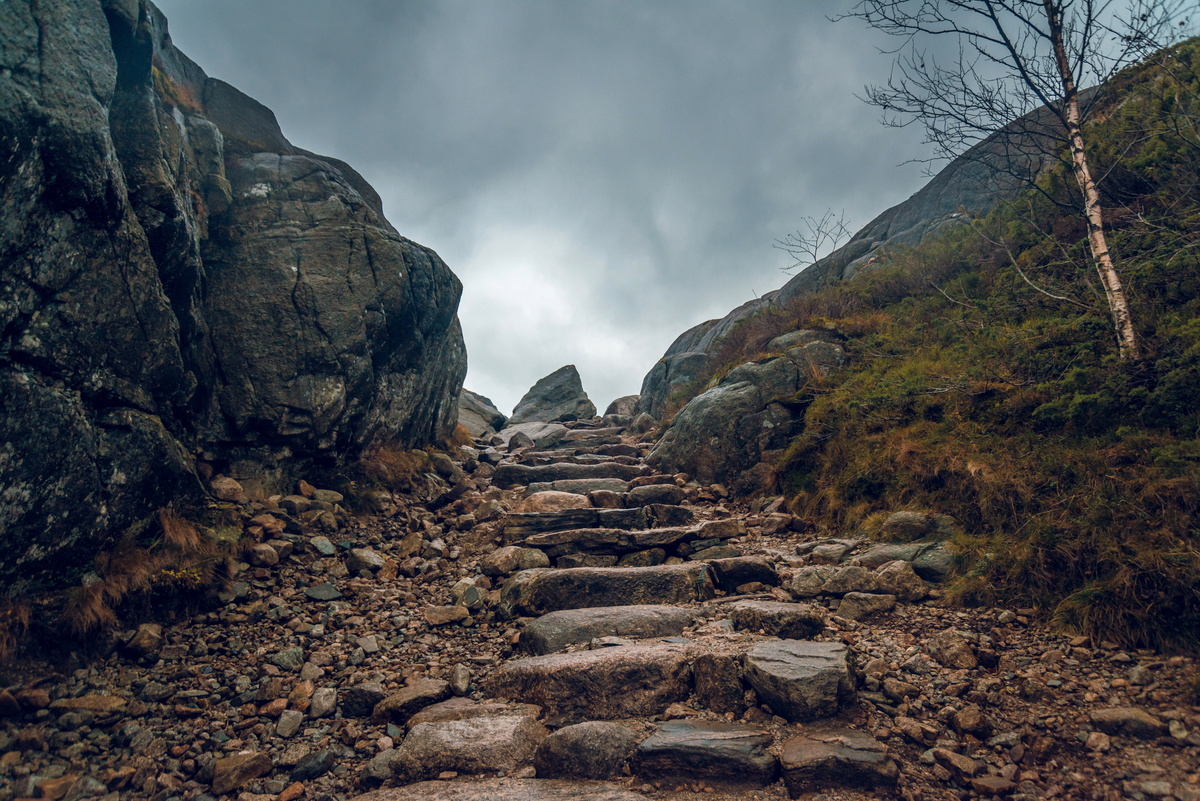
left=444, top=424, right=473, bottom=449
left=359, top=440, right=429, bottom=491
left=151, top=64, right=202, bottom=113
left=60, top=508, right=229, bottom=637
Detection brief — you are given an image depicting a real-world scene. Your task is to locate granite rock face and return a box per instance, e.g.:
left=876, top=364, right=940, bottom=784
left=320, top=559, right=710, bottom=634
left=457, top=389, right=507, bottom=437
left=636, top=297, right=775, bottom=420
left=646, top=356, right=805, bottom=490
left=509, top=365, right=597, bottom=424
left=0, top=0, right=465, bottom=589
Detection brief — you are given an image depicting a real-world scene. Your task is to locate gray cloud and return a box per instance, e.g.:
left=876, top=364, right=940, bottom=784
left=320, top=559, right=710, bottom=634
left=155, top=0, right=931, bottom=414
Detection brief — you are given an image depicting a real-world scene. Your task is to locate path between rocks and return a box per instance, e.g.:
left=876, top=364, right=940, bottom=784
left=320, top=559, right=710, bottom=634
left=2, top=417, right=1199, bottom=801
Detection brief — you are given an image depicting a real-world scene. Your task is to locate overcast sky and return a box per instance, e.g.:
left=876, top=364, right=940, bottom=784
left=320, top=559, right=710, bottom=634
left=154, top=0, right=931, bottom=415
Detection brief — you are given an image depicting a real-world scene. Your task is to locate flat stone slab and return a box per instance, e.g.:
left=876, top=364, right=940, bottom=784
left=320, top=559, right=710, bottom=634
left=405, top=697, right=543, bottom=731
left=729, top=601, right=826, bottom=639
left=526, top=478, right=630, bottom=495
left=353, top=779, right=650, bottom=801
left=494, top=462, right=650, bottom=488
left=522, top=525, right=698, bottom=557
left=482, top=645, right=693, bottom=722
left=499, top=564, right=715, bottom=618
left=521, top=605, right=701, bottom=655
left=390, top=714, right=548, bottom=783
left=743, top=641, right=854, bottom=722
left=633, top=720, right=778, bottom=786
left=519, top=521, right=734, bottom=557
left=707, top=557, right=779, bottom=590
left=503, top=508, right=648, bottom=541
left=780, top=728, right=899, bottom=794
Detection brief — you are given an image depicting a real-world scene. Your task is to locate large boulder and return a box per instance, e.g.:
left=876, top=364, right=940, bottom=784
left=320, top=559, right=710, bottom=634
left=509, top=365, right=596, bottom=424
left=457, top=389, right=507, bottom=437
left=636, top=297, right=774, bottom=420
left=646, top=356, right=808, bottom=490
left=0, top=0, right=465, bottom=591
left=603, top=395, right=640, bottom=417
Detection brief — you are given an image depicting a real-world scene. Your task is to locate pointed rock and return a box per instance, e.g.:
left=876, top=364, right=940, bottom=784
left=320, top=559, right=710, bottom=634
left=508, top=365, right=597, bottom=424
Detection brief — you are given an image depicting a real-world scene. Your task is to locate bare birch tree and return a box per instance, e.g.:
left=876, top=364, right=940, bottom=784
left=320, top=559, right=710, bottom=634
left=844, top=0, right=1193, bottom=361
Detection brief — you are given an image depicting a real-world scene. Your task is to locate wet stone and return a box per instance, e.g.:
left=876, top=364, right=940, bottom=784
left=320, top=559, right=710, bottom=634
left=633, top=719, right=778, bottom=787
left=534, top=721, right=639, bottom=780
left=743, top=640, right=854, bottom=722
left=780, top=728, right=899, bottom=794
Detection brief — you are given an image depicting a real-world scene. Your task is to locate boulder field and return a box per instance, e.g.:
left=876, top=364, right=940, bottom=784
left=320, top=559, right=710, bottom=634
left=0, top=0, right=465, bottom=590
left=2, top=415, right=1197, bottom=801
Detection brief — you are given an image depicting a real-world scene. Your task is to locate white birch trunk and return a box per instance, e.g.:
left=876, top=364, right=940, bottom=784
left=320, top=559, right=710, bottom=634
left=1044, top=1, right=1141, bottom=361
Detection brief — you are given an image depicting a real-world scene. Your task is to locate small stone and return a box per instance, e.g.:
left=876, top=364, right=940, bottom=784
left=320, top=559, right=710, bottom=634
left=212, top=751, right=273, bottom=795
left=291, top=748, right=336, bottom=782
left=347, top=548, right=386, bottom=573
left=971, top=775, right=1016, bottom=795
left=926, top=628, right=977, bottom=670
left=310, top=687, right=337, bottom=719
left=450, top=664, right=471, bottom=696
left=309, top=536, right=337, bottom=556
left=932, top=748, right=980, bottom=779
left=249, top=543, right=279, bottom=567
left=836, top=592, right=896, bottom=621
left=271, top=647, right=305, bottom=671
left=372, top=679, right=452, bottom=725
left=277, top=710, right=304, bottom=738
left=425, top=605, right=470, bottom=626
left=1090, top=707, right=1165, bottom=738
left=1085, top=731, right=1110, bottom=752
left=210, top=476, right=244, bottom=501
left=304, top=582, right=341, bottom=601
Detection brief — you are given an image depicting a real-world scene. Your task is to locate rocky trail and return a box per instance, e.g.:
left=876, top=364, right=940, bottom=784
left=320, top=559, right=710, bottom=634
left=2, top=416, right=1199, bottom=801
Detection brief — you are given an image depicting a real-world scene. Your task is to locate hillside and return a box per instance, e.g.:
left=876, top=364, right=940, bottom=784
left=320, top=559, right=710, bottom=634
left=644, top=38, right=1200, bottom=649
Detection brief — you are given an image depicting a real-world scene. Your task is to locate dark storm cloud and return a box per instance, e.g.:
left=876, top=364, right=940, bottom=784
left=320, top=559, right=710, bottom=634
left=155, top=0, right=932, bottom=413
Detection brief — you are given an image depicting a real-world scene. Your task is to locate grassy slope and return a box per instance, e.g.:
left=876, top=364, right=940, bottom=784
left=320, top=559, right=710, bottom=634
left=670, top=40, right=1200, bottom=650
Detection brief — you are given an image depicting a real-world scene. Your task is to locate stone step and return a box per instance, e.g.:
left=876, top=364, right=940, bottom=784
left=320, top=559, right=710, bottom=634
left=493, top=461, right=651, bottom=488
left=352, top=778, right=650, bottom=800
left=498, top=563, right=716, bottom=618
left=502, top=508, right=649, bottom=541
left=525, top=478, right=630, bottom=495
left=520, top=605, right=702, bottom=655
left=632, top=720, right=779, bottom=787
left=727, top=600, right=826, bottom=639
left=511, top=517, right=741, bottom=555
left=481, top=644, right=694, bottom=722
left=780, top=727, right=899, bottom=794
left=742, top=640, right=855, bottom=722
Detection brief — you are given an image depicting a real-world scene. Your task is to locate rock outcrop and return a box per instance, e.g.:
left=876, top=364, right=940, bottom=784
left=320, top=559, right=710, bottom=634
left=637, top=297, right=775, bottom=420
left=646, top=333, right=844, bottom=490
left=636, top=99, right=1072, bottom=426
left=457, top=389, right=507, bottom=437
left=508, top=365, right=596, bottom=424
left=0, top=0, right=465, bottom=589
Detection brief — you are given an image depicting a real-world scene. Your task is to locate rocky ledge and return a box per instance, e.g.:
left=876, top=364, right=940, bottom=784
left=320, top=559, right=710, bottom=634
left=0, top=0, right=466, bottom=591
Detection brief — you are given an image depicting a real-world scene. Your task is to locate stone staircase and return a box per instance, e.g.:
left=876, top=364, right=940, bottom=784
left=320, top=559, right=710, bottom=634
left=354, top=416, right=914, bottom=799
